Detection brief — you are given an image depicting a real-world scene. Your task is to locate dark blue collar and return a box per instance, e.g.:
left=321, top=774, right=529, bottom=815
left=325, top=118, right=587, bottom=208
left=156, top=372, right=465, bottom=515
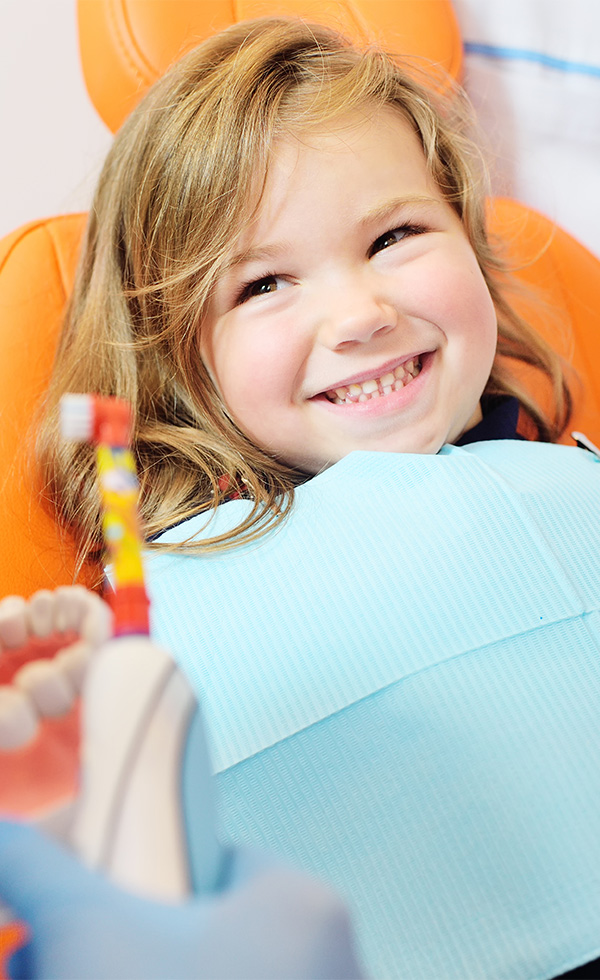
left=455, top=397, right=523, bottom=447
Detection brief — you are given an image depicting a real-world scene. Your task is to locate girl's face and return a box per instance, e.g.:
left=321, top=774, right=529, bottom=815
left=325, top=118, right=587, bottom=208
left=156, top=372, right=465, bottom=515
left=201, top=108, right=498, bottom=473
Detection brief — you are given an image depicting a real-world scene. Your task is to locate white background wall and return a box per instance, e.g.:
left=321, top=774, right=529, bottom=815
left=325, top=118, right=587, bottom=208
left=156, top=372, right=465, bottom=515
left=0, top=0, right=111, bottom=236
left=1, top=0, right=599, bottom=256
left=453, top=0, right=600, bottom=259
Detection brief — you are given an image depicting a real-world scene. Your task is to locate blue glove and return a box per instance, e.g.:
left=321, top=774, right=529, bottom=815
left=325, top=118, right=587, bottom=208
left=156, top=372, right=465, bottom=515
left=0, top=821, right=363, bottom=980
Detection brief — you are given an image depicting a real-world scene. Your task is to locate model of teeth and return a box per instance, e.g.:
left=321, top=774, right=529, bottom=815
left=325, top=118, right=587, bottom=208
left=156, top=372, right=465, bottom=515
left=0, top=587, right=113, bottom=751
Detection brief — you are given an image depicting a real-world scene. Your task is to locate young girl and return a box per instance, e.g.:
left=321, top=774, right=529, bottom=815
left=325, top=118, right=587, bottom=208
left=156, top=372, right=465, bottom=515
left=35, top=17, right=600, bottom=980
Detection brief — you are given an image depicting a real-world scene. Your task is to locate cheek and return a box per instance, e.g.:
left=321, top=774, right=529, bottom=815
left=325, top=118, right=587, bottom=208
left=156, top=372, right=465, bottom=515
left=462, top=270, right=498, bottom=359
left=203, top=318, right=301, bottom=420
left=422, top=256, right=497, bottom=350
left=431, top=251, right=489, bottom=311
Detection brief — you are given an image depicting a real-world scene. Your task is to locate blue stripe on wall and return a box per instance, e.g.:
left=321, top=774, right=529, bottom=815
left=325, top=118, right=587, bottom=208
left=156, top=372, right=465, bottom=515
left=464, top=42, right=600, bottom=78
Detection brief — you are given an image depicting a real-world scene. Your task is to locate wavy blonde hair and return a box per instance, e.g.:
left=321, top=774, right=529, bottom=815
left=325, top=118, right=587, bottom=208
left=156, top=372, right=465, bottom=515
left=37, top=17, right=571, bottom=577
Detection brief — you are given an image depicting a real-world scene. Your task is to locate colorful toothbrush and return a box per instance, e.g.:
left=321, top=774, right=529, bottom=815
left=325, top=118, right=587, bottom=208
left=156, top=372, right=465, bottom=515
left=60, top=394, right=150, bottom=637
left=0, top=395, right=223, bottom=978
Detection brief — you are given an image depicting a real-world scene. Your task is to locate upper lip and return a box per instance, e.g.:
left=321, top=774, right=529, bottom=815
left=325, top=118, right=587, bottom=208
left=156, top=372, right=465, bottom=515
left=314, top=352, right=429, bottom=396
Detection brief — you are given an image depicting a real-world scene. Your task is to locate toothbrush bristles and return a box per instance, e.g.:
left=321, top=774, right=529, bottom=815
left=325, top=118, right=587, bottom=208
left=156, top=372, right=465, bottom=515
left=60, top=394, right=94, bottom=442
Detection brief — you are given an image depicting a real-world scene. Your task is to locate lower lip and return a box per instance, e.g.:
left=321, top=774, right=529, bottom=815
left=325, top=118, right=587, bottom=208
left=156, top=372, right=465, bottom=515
left=313, top=352, right=434, bottom=419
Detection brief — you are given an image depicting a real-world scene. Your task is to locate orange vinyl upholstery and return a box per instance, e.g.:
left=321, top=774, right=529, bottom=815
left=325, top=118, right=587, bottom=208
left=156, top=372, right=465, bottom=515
left=0, top=0, right=599, bottom=599
left=0, top=215, right=93, bottom=596
left=77, top=0, right=463, bottom=132
left=487, top=198, right=600, bottom=442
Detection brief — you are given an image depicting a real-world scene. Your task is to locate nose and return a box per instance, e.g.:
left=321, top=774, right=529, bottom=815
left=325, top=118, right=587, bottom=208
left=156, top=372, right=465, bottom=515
left=316, top=277, right=398, bottom=349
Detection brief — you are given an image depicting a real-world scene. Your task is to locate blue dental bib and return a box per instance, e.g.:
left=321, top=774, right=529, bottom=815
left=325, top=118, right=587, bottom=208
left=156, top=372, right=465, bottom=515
left=147, top=441, right=600, bottom=980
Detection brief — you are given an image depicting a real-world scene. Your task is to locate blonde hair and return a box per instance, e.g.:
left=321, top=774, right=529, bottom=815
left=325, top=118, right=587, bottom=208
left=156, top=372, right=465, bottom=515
left=37, top=17, right=571, bottom=577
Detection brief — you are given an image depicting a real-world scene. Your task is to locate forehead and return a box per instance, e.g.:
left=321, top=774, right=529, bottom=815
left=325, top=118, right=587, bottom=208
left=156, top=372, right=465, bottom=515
left=219, top=108, right=446, bottom=274
left=254, top=107, right=438, bottom=224
left=279, top=104, right=417, bottom=150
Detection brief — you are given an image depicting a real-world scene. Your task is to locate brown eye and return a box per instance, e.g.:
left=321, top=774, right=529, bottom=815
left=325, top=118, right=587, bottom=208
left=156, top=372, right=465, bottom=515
left=238, top=275, right=282, bottom=304
left=369, top=224, right=425, bottom=257
left=372, top=231, right=402, bottom=253
left=250, top=276, right=278, bottom=296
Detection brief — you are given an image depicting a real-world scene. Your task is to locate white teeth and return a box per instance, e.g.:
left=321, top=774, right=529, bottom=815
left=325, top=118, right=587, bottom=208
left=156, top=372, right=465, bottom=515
left=361, top=379, right=378, bottom=394
left=55, top=584, right=92, bottom=633
left=325, top=356, right=422, bottom=404
left=80, top=594, right=113, bottom=647
left=0, top=684, right=39, bottom=750
left=0, top=596, right=28, bottom=648
left=56, top=641, right=92, bottom=688
left=14, top=659, right=76, bottom=718
left=27, top=589, right=56, bottom=638
left=0, top=586, right=113, bottom=753
left=0, top=587, right=107, bottom=647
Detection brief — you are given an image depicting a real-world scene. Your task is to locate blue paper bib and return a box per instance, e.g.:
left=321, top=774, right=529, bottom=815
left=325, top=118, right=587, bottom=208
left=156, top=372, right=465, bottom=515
left=148, top=441, right=600, bottom=979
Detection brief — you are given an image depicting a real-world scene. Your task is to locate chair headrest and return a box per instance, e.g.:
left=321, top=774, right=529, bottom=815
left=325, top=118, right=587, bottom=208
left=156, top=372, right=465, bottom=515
left=77, top=0, right=463, bottom=132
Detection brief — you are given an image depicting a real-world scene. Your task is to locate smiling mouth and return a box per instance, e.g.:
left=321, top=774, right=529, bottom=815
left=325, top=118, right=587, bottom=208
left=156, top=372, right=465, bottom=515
left=324, top=357, right=423, bottom=405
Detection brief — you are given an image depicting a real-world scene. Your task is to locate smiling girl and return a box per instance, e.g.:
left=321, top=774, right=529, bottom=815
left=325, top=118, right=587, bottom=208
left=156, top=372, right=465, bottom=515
left=34, top=17, right=600, bottom=980
left=37, top=16, right=570, bottom=561
left=201, top=106, right=498, bottom=467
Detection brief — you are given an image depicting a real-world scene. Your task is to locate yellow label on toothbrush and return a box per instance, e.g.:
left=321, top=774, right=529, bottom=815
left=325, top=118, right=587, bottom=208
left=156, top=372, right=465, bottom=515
left=96, top=445, right=145, bottom=588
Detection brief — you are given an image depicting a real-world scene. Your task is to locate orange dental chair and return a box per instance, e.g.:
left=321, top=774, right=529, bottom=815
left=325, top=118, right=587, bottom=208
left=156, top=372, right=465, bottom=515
left=0, top=6, right=600, bottom=977
left=0, top=0, right=599, bottom=602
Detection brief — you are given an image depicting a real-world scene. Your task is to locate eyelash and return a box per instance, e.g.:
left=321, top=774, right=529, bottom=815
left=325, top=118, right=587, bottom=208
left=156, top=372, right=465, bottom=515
left=235, top=223, right=428, bottom=305
left=235, top=271, right=280, bottom=306
left=368, top=223, right=427, bottom=257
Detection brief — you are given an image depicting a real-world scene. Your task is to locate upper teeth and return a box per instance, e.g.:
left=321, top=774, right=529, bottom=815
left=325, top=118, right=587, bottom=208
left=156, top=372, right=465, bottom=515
left=0, top=587, right=113, bottom=751
left=326, top=358, right=421, bottom=404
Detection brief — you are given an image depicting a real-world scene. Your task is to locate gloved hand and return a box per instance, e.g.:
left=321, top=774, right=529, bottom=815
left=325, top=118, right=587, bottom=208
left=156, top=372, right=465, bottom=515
left=0, top=820, right=363, bottom=980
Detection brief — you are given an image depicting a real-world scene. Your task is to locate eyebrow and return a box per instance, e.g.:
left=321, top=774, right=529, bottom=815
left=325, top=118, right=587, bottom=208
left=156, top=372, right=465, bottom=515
left=224, top=241, right=293, bottom=272
left=358, top=195, right=441, bottom=227
left=225, top=195, right=441, bottom=272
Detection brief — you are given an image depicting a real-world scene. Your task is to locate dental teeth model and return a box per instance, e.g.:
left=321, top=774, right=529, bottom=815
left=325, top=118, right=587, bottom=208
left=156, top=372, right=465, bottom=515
left=0, top=584, right=115, bottom=977
left=0, top=587, right=112, bottom=751
left=0, top=394, right=222, bottom=978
